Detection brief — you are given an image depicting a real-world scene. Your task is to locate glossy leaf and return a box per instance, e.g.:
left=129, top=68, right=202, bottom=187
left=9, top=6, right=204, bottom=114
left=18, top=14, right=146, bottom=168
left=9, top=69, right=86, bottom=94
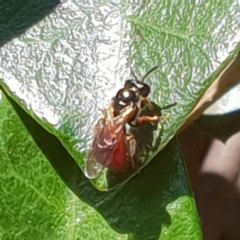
left=0, top=94, right=202, bottom=240
left=0, top=1, right=239, bottom=190
left=0, top=95, right=126, bottom=240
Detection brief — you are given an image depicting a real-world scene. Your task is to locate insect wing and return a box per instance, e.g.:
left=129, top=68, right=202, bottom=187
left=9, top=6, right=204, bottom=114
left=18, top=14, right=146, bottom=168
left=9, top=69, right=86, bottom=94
left=85, top=147, right=104, bottom=179
left=85, top=112, right=124, bottom=178
left=85, top=118, right=106, bottom=179
left=94, top=122, right=124, bottom=167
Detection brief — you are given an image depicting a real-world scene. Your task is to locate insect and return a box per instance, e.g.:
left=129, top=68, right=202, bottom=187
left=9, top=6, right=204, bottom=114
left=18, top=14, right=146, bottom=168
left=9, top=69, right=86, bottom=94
left=85, top=66, right=164, bottom=179
left=113, top=66, right=161, bottom=126
left=85, top=103, right=138, bottom=179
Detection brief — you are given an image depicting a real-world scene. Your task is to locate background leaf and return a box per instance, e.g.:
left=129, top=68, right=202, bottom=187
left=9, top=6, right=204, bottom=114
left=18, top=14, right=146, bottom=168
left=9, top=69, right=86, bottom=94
left=1, top=92, right=202, bottom=240
left=0, top=0, right=60, bottom=47
left=0, top=94, right=126, bottom=240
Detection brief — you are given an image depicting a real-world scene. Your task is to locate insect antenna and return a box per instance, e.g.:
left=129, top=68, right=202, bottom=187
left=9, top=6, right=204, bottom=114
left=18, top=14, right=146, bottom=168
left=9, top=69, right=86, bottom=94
left=130, top=67, right=138, bottom=81
left=142, top=66, right=159, bottom=82
left=161, top=102, right=177, bottom=110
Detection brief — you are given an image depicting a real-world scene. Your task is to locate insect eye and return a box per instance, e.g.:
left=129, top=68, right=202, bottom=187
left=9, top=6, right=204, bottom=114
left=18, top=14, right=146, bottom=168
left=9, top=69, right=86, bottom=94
left=124, top=79, right=150, bottom=98
left=140, top=84, right=150, bottom=97
left=117, top=89, right=139, bottom=103
left=124, top=79, right=136, bottom=89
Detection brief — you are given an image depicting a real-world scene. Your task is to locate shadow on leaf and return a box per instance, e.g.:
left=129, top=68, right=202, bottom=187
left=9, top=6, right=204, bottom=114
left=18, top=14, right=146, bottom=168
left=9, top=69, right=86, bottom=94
left=6, top=93, right=192, bottom=240
left=0, top=0, right=60, bottom=47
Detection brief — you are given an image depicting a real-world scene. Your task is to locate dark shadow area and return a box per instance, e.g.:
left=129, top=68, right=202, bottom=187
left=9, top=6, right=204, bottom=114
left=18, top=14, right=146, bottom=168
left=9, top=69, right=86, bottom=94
left=6, top=92, right=193, bottom=240
left=99, top=139, right=190, bottom=240
left=195, top=109, right=240, bottom=142
left=0, top=0, right=60, bottom=47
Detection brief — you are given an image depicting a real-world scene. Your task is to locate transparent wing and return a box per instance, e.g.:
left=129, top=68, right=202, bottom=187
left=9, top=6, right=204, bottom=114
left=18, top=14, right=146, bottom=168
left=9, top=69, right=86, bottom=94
left=84, top=149, right=104, bottom=179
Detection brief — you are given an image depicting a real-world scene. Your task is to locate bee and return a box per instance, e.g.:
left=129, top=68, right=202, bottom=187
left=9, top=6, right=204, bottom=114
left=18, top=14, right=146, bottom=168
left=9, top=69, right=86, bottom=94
left=85, top=103, right=138, bottom=179
left=85, top=66, right=165, bottom=179
left=113, top=66, right=161, bottom=126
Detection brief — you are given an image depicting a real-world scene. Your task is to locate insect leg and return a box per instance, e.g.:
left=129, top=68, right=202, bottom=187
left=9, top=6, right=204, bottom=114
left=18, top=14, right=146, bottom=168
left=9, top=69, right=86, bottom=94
left=135, top=115, right=163, bottom=125
left=125, top=134, right=137, bottom=157
left=125, top=134, right=139, bottom=171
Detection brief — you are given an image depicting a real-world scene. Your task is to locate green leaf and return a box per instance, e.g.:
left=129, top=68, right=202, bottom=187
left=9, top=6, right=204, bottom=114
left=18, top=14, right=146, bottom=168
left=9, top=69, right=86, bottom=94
left=0, top=93, right=202, bottom=239
left=0, top=94, right=127, bottom=239
left=0, top=0, right=60, bottom=47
